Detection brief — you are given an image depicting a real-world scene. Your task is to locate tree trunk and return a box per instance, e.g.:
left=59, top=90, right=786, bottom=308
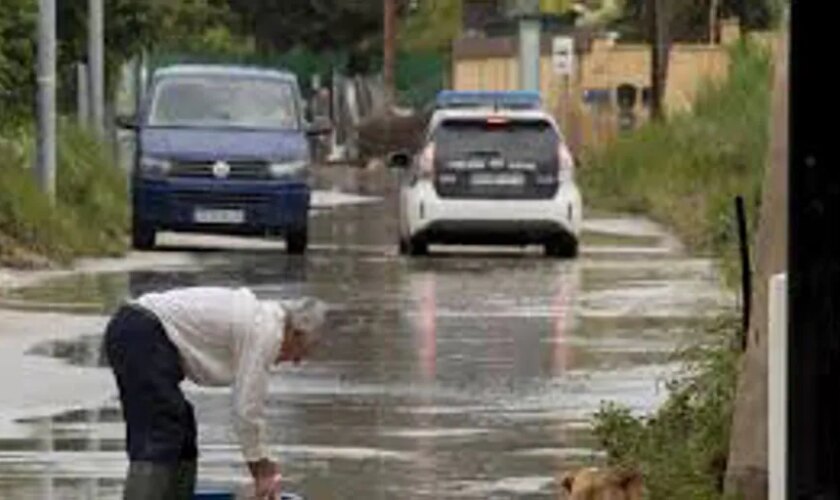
left=649, top=0, right=670, bottom=120
left=709, top=0, right=719, bottom=43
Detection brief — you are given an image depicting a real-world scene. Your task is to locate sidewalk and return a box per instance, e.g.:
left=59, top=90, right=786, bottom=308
left=0, top=308, right=114, bottom=437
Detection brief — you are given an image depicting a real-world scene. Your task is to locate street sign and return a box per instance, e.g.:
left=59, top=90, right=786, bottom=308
left=552, top=36, right=575, bottom=76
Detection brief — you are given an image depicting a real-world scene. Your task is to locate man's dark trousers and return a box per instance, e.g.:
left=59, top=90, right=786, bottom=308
left=104, top=304, right=198, bottom=500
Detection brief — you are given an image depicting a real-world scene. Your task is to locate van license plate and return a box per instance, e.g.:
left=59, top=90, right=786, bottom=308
left=194, top=208, right=245, bottom=224
left=470, top=172, right=524, bottom=187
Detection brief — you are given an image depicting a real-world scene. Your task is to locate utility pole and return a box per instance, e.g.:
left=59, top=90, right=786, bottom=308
left=514, top=0, right=542, bottom=92
left=649, top=0, right=668, bottom=121
left=89, top=0, right=105, bottom=138
left=77, top=62, right=90, bottom=127
left=383, top=0, right=397, bottom=105
left=36, top=0, right=56, bottom=200
left=518, top=16, right=542, bottom=92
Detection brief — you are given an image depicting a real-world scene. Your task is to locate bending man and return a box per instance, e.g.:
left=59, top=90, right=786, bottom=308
left=104, top=287, right=327, bottom=499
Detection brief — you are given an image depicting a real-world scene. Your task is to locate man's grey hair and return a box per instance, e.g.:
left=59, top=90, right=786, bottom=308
left=281, top=298, right=328, bottom=340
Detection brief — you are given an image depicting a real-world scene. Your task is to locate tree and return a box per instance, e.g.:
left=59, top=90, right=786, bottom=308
left=227, top=0, right=385, bottom=55
left=541, top=0, right=574, bottom=14
left=56, top=0, right=246, bottom=73
left=0, top=0, right=37, bottom=120
left=573, top=0, right=623, bottom=26
left=609, top=0, right=780, bottom=42
left=400, top=0, right=462, bottom=53
left=720, top=0, right=782, bottom=31
left=0, top=0, right=249, bottom=119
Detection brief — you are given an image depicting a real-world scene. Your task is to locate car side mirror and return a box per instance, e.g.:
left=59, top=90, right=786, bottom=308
left=388, top=151, right=412, bottom=169
left=116, top=114, right=138, bottom=130
left=307, top=116, right=332, bottom=136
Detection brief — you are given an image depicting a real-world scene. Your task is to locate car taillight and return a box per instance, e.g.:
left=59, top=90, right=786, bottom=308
left=419, top=142, right=436, bottom=179
left=486, top=117, right=510, bottom=126
left=558, top=143, right=575, bottom=183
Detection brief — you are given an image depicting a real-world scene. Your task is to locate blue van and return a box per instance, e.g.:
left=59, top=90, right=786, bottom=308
left=121, top=65, right=328, bottom=253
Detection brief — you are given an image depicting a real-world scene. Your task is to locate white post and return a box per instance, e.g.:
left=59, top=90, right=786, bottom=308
left=36, top=0, right=57, bottom=200
left=89, top=0, right=105, bottom=138
left=769, top=272, right=788, bottom=500
left=77, top=62, right=90, bottom=127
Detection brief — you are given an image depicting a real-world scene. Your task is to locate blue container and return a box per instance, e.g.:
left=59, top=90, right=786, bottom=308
left=194, top=493, right=233, bottom=500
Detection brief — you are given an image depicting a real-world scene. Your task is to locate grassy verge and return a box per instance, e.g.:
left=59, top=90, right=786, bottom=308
left=593, top=317, right=740, bottom=499
left=583, top=39, right=772, bottom=499
left=0, top=121, right=128, bottom=268
left=581, top=40, right=772, bottom=284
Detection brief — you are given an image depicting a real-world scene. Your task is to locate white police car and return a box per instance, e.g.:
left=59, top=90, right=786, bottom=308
left=390, top=107, right=583, bottom=257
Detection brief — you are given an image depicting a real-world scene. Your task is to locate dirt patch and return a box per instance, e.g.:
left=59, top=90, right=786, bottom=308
left=0, top=232, right=54, bottom=270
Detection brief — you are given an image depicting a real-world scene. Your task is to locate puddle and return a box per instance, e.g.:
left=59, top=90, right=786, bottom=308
left=26, top=335, right=107, bottom=368
left=0, top=166, right=731, bottom=498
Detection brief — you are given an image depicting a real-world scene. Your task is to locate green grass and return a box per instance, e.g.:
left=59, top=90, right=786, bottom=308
left=0, top=121, right=128, bottom=267
left=593, top=317, right=740, bottom=500
left=581, top=40, right=772, bottom=284
left=583, top=39, right=773, bottom=499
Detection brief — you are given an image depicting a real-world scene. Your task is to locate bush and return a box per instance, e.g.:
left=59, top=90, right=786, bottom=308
left=584, top=39, right=773, bottom=500
left=55, top=124, right=129, bottom=255
left=593, top=317, right=740, bottom=500
left=0, top=121, right=128, bottom=266
left=0, top=0, right=37, bottom=121
left=580, top=40, right=772, bottom=284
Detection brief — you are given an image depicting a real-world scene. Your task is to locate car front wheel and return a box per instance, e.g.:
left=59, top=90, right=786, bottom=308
left=406, top=235, right=429, bottom=257
left=286, top=227, right=308, bottom=255
left=545, top=235, right=578, bottom=259
left=131, top=222, right=156, bottom=250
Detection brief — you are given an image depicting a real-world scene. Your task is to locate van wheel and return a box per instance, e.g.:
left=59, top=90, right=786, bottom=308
left=132, top=223, right=156, bottom=250
left=287, top=227, right=308, bottom=255
left=545, top=235, right=578, bottom=259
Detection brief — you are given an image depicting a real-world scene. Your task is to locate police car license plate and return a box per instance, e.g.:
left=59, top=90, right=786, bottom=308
left=470, top=172, right=524, bottom=187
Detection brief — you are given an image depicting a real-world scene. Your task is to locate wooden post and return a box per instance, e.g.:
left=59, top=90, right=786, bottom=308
left=649, top=0, right=668, bottom=120
left=709, top=0, right=719, bottom=44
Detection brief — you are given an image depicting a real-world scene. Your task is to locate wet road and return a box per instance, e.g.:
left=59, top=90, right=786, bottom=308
left=0, top=166, right=729, bottom=499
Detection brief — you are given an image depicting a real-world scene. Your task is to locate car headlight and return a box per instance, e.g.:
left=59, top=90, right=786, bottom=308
left=268, top=160, right=308, bottom=179
left=139, top=157, right=172, bottom=178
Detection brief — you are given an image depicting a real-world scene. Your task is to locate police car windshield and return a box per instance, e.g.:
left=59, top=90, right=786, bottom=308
left=148, top=75, right=300, bottom=130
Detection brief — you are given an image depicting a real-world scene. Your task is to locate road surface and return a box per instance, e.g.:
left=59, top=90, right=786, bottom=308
left=0, top=166, right=729, bottom=499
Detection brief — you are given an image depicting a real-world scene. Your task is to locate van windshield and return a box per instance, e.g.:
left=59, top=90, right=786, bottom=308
left=148, top=75, right=300, bottom=130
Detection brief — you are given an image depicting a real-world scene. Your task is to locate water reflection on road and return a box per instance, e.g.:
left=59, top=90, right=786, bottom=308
left=0, top=166, right=729, bottom=499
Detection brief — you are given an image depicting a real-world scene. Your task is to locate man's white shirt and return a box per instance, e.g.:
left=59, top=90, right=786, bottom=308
left=136, top=287, right=285, bottom=462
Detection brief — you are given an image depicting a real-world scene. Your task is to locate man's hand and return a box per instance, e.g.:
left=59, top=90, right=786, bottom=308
left=247, top=458, right=280, bottom=499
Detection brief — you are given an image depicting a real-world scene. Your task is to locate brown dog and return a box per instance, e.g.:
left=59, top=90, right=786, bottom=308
left=561, top=466, right=644, bottom=500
